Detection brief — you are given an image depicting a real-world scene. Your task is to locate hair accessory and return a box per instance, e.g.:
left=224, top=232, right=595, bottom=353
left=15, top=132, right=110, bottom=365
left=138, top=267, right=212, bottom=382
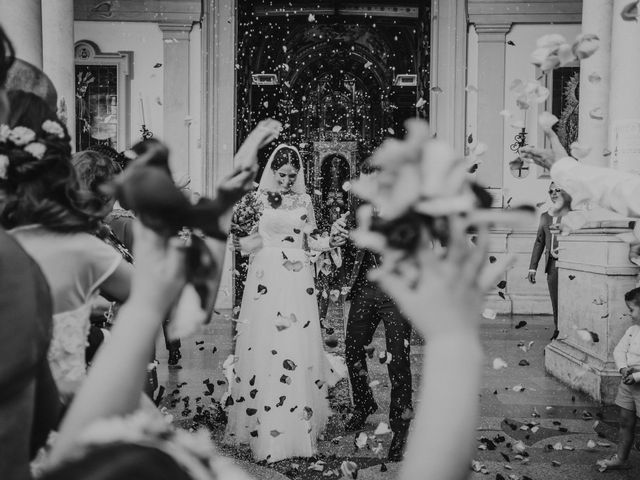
left=0, top=120, right=67, bottom=166
left=53, top=410, right=247, bottom=480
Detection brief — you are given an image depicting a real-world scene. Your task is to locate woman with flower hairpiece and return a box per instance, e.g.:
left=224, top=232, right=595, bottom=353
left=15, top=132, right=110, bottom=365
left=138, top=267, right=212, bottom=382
left=223, top=144, right=348, bottom=463
left=0, top=90, right=133, bottom=401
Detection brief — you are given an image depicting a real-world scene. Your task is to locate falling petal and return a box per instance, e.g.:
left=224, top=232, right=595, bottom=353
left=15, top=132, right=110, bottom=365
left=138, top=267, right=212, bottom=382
left=374, top=422, right=392, bottom=435
left=355, top=432, right=368, bottom=449
left=570, top=142, right=592, bottom=159
left=539, top=112, right=559, bottom=129
left=576, top=328, right=599, bottom=343
left=493, top=358, right=508, bottom=370
left=482, top=308, right=497, bottom=320
left=621, top=1, right=640, bottom=21
left=588, top=72, right=602, bottom=84
left=416, top=97, right=427, bottom=108
left=473, top=142, right=488, bottom=156
left=589, top=107, right=604, bottom=120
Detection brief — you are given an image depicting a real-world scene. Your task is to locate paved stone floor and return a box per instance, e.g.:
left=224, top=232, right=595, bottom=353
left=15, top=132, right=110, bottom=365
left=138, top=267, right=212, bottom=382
left=155, top=310, right=640, bottom=479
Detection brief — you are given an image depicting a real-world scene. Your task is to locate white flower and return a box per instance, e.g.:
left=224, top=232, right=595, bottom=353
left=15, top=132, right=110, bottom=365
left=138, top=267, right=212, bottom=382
left=0, top=124, right=10, bottom=143
left=0, top=155, right=8, bottom=179
left=8, top=126, right=36, bottom=146
left=536, top=34, right=567, bottom=49
left=24, top=142, right=47, bottom=160
left=538, top=112, right=559, bottom=129
left=573, top=33, right=600, bottom=60
left=41, top=119, right=65, bottom=138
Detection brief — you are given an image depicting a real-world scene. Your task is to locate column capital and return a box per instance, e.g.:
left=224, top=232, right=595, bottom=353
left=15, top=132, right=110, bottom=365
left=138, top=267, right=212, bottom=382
left=475, top=23, right=513, bottom=38
left=159, top=23, right=193, bottom=40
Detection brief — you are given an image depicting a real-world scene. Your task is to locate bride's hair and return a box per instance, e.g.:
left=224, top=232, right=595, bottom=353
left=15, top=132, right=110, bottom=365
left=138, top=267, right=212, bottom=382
left=270, top=145, right=301, bottom=171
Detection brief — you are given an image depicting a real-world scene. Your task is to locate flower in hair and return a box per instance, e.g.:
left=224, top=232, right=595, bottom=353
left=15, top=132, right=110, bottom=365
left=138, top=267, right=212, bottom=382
left=42, top=119, right=65, bottom=139
left=8, top=126, right=36, bottom=146
left=24, top=142, right=47, bottom=160
left=0, top=124, right=10, bottom=143
left=0, top=155, right=8, bottom=179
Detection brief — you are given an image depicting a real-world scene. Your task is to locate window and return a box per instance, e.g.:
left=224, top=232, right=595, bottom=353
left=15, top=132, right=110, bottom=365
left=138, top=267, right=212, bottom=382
left=74, top=41, right=132, bottom=152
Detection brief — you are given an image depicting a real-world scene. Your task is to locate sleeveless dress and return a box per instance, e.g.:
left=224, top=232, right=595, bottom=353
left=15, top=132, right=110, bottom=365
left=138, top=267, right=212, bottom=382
left=224, top=191, right=343, bottom=463
left=10, top=225, right=121, bottom=392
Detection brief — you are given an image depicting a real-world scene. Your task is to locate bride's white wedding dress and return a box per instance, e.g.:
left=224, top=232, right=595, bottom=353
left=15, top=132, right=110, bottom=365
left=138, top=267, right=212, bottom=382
left=224, top=189, right=343, bottom=463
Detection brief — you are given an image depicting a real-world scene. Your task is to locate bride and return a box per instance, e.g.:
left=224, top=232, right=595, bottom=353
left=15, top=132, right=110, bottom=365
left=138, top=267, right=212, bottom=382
left=224, top=144, right=346, bottom=463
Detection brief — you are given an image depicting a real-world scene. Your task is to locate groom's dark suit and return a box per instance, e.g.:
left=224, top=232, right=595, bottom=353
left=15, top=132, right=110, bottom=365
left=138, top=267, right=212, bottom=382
left=344, top=245, right=413, bottom=432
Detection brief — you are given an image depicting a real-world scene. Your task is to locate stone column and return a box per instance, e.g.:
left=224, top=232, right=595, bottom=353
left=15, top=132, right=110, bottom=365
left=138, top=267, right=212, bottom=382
left=474, top=23, right=512, bottom=188
left=202, top=0, right=237, bottom=309
left=578, top=0, right=613, bottom=167
left=430, top=0, right=467, bottom=156
left=202, top=0, right=236, bottom=196
left=0, top=0, right=42, bottom=67
left=159, top=23, right=193, bottom=176
left=608, top=0, right=640, bottom=173
left=42, top=0, right=75, bottom=145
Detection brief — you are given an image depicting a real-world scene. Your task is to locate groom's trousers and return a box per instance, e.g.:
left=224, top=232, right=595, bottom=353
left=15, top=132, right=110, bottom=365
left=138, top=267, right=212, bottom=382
left=345, top=282, right=413, bottom=432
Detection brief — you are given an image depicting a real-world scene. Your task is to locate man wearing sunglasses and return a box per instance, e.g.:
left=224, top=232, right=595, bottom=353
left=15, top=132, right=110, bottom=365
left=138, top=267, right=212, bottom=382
left=528, top=182, right=572, bottom=340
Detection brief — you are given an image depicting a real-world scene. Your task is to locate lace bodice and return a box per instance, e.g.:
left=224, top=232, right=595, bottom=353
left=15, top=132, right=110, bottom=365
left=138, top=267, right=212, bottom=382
left=254, top=190, right=330, bottom=251
left=48, top=301, right=93, bottom=388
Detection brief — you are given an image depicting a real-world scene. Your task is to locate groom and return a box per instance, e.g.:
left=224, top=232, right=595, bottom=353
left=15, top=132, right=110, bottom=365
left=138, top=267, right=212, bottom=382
left=337, top=215, right=413, bottom=462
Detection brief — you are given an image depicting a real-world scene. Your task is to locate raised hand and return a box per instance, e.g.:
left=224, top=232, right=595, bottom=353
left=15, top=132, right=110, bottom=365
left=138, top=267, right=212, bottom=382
left=130, top=221, right=187, bottom=314
left=235, top=119, right=283, bottom=171
left=367, top=216, right=515, bottom=338
left=519, top=127, right=569, bottom=170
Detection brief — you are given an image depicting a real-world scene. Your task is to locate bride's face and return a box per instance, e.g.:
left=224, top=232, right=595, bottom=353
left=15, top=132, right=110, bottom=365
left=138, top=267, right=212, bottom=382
left=275, top=164, right=299, bottom=192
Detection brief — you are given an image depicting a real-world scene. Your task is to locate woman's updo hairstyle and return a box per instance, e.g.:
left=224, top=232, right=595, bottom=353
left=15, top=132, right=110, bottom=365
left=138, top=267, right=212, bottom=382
left=270, top=146, right=301, bottom=172
left=40, top=443, right=192, bottom=480
left=0, top=90, right=101, bottom=232
left=72, top=149, right=121, bottom=213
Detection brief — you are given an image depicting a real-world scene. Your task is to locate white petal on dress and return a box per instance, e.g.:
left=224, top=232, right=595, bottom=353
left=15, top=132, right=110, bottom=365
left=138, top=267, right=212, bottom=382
left=223, top=192, right=342, bottom=463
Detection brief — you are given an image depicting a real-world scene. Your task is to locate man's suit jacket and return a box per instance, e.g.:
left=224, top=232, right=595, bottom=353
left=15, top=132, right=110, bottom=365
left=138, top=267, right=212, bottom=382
left=529, top=211, right=559, bottom=275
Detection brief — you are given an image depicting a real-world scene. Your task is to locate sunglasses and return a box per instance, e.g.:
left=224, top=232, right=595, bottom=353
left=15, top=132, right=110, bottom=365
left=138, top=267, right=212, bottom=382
left=548, top=188, right=562, bottom=194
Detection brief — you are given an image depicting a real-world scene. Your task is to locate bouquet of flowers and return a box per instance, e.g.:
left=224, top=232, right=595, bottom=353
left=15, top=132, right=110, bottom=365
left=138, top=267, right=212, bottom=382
left=351, top=119, right=535, bottom=254
left=231, top=191, right=263, bottom=237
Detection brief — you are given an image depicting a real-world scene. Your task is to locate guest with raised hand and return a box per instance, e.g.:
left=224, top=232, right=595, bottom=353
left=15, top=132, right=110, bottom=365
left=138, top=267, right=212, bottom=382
left=367, top=219, right=514, bottom=480
left=40, top=222, right=248, bottom=480
left=350, top=119, right=528, bottom=480
left=1, top=90, right=133, bottom=400
left=520, top=127, right=640, bottom=219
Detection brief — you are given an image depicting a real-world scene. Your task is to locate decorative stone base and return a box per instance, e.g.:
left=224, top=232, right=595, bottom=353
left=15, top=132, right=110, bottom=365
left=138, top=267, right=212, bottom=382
left=543, top=226, right=639, bottom=403
left=545, top=339, right=620, bottom=403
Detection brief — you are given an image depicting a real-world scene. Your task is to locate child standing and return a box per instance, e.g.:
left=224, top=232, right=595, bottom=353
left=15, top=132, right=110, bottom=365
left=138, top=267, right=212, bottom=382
left=597, top=287, right=640, bottom=471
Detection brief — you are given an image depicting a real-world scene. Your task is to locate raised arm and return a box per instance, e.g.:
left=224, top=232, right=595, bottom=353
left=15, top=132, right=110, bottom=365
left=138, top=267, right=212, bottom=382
left=366, top=218, right=514, bottom=480
left=49, top=223, right=187, bottom=464
left=551, top=157, right=640, bottom=218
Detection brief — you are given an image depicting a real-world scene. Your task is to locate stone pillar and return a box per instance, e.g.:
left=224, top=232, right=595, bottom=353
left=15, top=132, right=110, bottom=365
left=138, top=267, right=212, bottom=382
left=202, top=0, right=237, bottom=309
left=578, top=0, right=613, bottom=167
left=430, top=0, right=467, bottom=156
left=474, top=23, right=512, bottom=189
left=545, top=225, right=639, bottom=402
left=42, top=0, right=75, bottom=145
left=0, top=0, right=42, bottom=67
left=609, top=0, right=640, bottom=173
left=159, top=23, right=193, bottom=176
